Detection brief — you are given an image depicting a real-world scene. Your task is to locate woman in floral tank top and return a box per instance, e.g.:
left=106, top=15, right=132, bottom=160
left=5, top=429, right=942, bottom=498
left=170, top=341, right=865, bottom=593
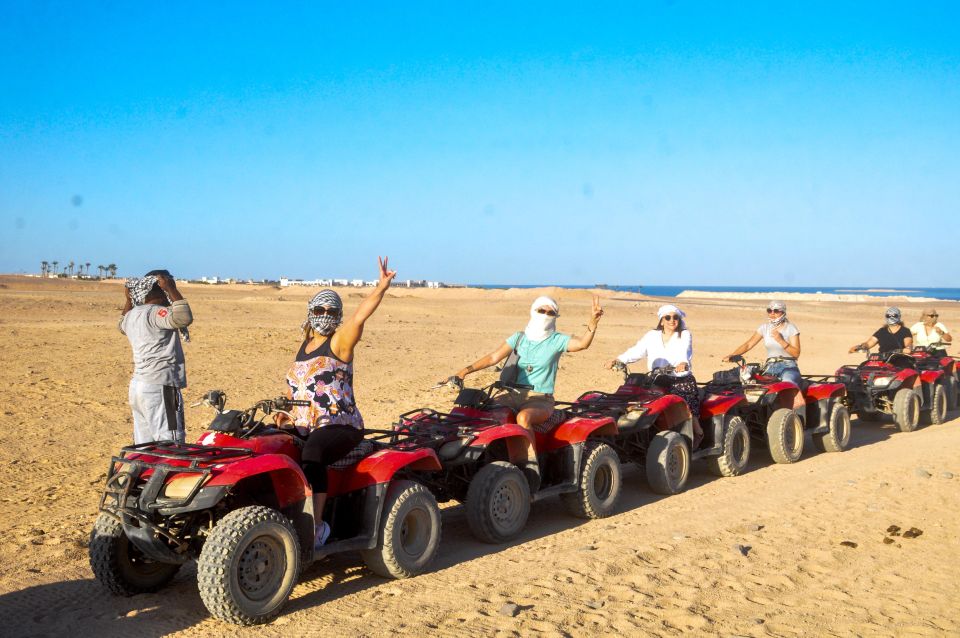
left=278, top=257, right=396, bottom=550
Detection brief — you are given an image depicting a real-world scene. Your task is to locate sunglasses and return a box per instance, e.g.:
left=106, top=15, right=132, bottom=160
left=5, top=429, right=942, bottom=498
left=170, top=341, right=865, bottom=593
left=311, top=306, right=340, bottom=317
left=661, top=314, right=681, bottom=321
left=536, top=308, right=558, bottom=316
left=885, top=314, right=899, bottom=320
left=766, top=308, right=784, bottom=314
left=927, top=314, right=938, bottom=318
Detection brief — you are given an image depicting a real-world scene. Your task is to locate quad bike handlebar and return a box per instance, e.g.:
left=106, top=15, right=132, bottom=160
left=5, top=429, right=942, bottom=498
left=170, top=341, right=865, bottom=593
left=195, top=390, right=313, bottom=438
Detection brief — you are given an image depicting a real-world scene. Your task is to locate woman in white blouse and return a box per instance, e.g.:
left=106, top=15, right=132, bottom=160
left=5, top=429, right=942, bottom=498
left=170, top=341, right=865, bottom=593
left=606, top=304, right=702, bottom=445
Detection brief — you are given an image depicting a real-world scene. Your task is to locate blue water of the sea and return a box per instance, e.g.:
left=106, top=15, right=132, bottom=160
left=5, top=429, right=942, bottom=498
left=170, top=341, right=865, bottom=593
left=471, top=284, right=960, bottom=301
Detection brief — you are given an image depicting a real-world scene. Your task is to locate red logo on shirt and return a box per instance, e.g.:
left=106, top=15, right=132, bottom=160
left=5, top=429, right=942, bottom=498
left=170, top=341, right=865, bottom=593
left=158, top=309, right=168, bottom=317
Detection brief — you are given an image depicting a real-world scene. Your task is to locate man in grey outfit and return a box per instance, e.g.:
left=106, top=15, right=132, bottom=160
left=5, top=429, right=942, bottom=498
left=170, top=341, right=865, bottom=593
left=119, top=270, right=194, bottom=444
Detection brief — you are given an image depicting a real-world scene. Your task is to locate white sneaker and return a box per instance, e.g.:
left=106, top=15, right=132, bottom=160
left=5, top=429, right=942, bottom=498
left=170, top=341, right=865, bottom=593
left=314, top=520, right=331, bottom=550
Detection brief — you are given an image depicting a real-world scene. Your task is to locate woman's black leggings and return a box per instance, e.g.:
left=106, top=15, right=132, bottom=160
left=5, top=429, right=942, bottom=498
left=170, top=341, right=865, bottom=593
left=301, top=423, right=364, bottom=493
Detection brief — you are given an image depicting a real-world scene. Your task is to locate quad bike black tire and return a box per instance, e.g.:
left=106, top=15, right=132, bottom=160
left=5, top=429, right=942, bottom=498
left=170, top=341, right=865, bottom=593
left=920, top=382, right=947, bottom=425
left=645, top=430, right=690, bottom=495
left=361, top=480, right=441, bottom=579
left=560, top=441, right=622, bottom=519
left=89, top=513, right=181, bottom=596
left=892, top=388, right=920, bottom=433
left=766, top=408, right=804, bottom=464
left=197, top=505, right=301, bottom=626
left=705, top=416, right=751, bottom=477
left=811, top=404, right=851, bottom=453
left=466, top=461, right=531, bottom=544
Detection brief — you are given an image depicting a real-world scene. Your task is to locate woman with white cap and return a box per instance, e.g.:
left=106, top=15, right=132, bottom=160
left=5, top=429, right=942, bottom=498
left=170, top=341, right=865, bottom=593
left=849, top=306, right=913, bottom=354
left=277, top=256, right=396, bottom=549
left=606, top=304, right=703, bottom=444
left=443, top=295, right=604, bottom=488
left=723, top=300, right=802, bottom=384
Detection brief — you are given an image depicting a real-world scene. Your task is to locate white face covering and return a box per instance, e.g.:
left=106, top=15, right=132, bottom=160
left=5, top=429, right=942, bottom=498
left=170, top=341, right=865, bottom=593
left=524, top=296, right=559, bottom=342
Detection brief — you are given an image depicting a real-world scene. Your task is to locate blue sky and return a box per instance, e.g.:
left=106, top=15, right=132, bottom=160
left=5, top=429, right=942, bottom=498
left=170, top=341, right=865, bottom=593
left=1, top=2, right=958, bottom=286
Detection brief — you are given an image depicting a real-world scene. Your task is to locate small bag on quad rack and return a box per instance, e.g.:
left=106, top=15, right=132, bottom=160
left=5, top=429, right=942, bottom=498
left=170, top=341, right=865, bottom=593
left=208, top=410, right=245, bottom=435
left=711, top=368, right=742, bottom=387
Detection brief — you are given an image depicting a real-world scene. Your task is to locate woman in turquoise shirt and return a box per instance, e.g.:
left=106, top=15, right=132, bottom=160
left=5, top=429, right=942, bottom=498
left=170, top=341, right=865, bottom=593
left=442, top=295, right=603, bottom=488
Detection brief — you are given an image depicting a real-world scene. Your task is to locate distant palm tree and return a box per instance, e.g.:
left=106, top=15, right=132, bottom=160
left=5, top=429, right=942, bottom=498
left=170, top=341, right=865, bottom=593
left=85, top=262, right=91, bottom=277
left=97, top=265, right=105, bottom=279
left=41, top=261, right=48, bottom=277
left=107, top=263, right=117, bottom=279
left=52, top=261, right=59, bottom=275
left=67, top=261, right=75, bottom=276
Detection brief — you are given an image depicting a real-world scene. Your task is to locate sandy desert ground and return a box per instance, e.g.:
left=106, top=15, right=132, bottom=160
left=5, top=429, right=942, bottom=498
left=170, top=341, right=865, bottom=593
left=0, top=275, right=958, bottom=638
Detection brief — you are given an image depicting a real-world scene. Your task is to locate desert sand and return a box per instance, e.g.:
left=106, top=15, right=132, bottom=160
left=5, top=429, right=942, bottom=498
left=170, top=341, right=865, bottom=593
left=0, top=275, right=958, bottom=637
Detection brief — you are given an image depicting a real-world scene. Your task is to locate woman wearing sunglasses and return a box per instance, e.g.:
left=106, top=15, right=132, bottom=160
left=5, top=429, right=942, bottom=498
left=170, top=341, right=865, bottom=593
left=606, top=304, right=703, bottom=445
left=723, top=300, right=802, bottom=384
left=443, top=295, right=604, bottom=489
left=849, top=306, right=913, bottom=355
left=278, top=256, right=396, bottom=549
left=910, top=308, right=951, bottom=349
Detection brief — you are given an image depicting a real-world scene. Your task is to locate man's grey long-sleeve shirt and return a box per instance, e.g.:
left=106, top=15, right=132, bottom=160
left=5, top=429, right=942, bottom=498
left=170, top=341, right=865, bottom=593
left=119, top=300, right=193, bottom=387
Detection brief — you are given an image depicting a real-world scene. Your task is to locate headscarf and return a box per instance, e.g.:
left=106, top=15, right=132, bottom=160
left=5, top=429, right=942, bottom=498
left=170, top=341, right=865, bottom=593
left=657, top=304, right=687, bottom=331
left=125, top=273, right=191, bottom=342
left=885, top=306, right=902, bottom=326
left=306, top=289, right=343, bottom=336
left=768, top=300, right=787, bottom=327
left=524, top=296, right=559, bottom=342
left=126, top=276, right=158, bottom=306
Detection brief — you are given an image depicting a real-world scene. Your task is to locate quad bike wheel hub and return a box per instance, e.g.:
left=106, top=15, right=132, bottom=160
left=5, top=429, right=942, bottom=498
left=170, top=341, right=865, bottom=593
left=238, top=536, right=284, bottom=599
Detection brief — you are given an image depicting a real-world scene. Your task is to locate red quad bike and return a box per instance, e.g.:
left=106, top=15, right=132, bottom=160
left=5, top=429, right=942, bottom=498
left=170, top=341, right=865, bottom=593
left=394, top=380, right=621, bottom=544
left=910, top=344, right=959, bottom=412
left=559, top=363, right=697, bottom=494
left=90, top=392, right=444, bottom=626
left=700, top=356, right=814, bottom=465
left=835, top=346, right=948, bottom=432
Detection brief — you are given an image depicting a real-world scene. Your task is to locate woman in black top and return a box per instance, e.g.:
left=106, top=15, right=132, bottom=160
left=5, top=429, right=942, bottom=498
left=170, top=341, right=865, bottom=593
left=849, top=307, right=914, bottom=354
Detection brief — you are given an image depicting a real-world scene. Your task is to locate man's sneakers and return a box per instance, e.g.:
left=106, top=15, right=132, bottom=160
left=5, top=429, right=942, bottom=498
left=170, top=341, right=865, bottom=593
left=313, top=520, right=331, bottom=551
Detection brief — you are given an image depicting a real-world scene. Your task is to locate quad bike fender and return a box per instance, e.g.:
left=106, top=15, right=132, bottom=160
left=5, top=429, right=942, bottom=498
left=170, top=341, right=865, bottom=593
left=205, top=455, right=311, bottom=510
left=803, top=382, right=846, bottom=402
left=938, top=358, right=955, bottom=375
left=646, top=394, right=690, bottom=432
left=654, top=396, right=693, bottom=433
left=762, top=383, right=805, bottom=411
left=700, top=393, right=747, bottom=418
left=894, top=369, right=919, bottom=387
left=919, top=369, right=945, bottom=385
left=537, top=416, right=617, bottom=452
left=333, top=448, right=443, bottom=494
left=467, top=425, right=536, bottom=464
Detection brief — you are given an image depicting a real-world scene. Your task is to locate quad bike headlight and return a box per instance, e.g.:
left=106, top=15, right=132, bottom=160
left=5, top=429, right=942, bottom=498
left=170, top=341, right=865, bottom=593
left=871, top=376, right=893, bottom=388
left=162, top=474, right=208, bottom=500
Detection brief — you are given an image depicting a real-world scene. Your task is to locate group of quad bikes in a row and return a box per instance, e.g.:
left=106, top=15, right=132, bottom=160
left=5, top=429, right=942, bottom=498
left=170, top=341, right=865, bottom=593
left=90, top=344, right=959, bottom=625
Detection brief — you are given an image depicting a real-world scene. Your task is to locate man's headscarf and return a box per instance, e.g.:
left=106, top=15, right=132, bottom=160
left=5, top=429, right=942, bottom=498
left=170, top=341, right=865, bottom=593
left=125, top=273, right=191, bottom=342
left=306, top=290, right=343, bottom=336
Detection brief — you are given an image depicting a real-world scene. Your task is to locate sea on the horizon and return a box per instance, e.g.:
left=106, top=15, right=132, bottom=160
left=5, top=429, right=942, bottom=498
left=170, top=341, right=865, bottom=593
left=470, top=284, right=960, bottom=302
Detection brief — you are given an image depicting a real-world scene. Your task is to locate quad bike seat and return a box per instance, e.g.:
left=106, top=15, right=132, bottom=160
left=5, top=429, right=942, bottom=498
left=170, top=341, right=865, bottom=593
left=330, top=439, right=380, bottom=469
left=533, top=408, right=568, bottom=434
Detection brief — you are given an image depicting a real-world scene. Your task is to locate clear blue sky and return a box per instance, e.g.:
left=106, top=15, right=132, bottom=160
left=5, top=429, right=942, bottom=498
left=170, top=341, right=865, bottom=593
left=1, top=2, right=958, bottom=286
